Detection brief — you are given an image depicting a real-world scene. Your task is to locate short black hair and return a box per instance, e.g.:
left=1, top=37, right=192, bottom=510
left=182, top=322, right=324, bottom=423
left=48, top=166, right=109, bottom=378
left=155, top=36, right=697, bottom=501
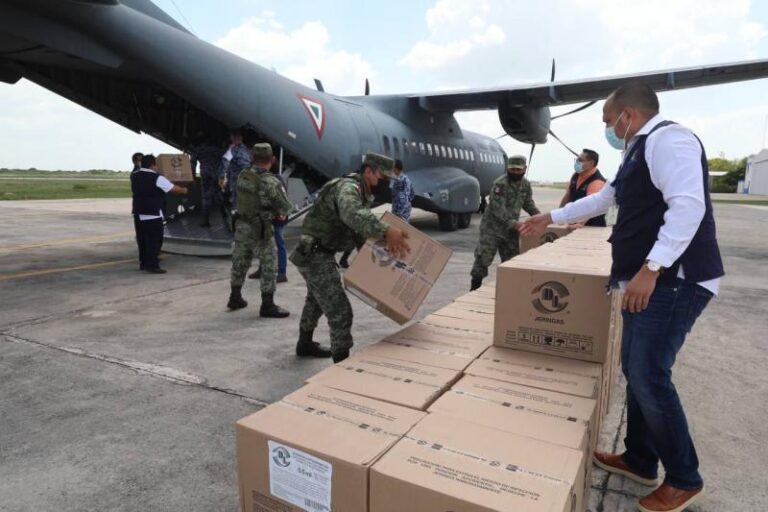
left=132, top=152, right=143, bottom=164
left=611, top=82, right=659, bottom=114
left=141, top=154, right=156, bottom=169
left=394, top=159, right=403, bottom=171
left=582, top=149, right=599, bottom=166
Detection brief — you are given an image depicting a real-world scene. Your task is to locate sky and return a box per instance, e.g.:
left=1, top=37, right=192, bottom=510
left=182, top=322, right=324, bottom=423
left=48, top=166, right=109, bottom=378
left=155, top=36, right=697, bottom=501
left=2, top=0, right=768, bottom=182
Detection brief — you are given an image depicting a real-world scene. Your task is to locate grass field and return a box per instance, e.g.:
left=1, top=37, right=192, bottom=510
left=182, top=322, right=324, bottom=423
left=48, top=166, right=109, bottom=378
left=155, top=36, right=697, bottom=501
left=0, top=178, right=131, bottom=200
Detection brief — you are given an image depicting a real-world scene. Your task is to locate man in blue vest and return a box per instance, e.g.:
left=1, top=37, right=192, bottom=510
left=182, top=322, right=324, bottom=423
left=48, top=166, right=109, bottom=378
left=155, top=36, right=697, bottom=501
left=131, top=154, right=189, bottom=273
left=518, top=83, right=723, bottom=512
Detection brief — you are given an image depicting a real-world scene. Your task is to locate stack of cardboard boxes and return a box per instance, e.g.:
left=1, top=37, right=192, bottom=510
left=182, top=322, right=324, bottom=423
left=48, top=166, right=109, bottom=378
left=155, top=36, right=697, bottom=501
left=235, top=223, right=622, bottom=512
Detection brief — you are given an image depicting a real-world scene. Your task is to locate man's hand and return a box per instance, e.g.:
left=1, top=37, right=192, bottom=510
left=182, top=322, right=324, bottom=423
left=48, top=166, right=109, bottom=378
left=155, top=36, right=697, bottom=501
left=385, top=227, right=411, bottom=259
left=517, top=213, right=553, bottom=237
left=622, top=266, right=660, bottom=313
left=218, top=177, right=226, bottom=190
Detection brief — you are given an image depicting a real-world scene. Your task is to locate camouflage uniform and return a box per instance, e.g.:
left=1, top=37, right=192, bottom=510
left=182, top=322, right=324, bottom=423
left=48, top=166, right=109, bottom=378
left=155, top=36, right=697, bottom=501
left=230, top=159, right=292, bottom=295
left=226, top=142, right=252, bottom=210
left=471, top=159, right=540, bottom=281
left=190, top=143, right=224, bottom=211
left=390, top=172, right=415, bottom=221
left=291, top=153, right=394, bottom=357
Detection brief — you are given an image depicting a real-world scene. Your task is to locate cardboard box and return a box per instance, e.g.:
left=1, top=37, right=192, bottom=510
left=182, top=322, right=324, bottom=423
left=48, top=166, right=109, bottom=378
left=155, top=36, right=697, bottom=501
left=236, top=384, right=425, bottom=512
left=429, top=375, right=593, bottom=512
left=422, top=314, right=494, bottom=336
left=430, top=304, right=495, bottom=324
left=156, top=153, right=193, bottom=183
left=520, top=224, right=571, bottom=254
left=370, top=413, right=585, bottom=512
left=306, top=353, right=461, bottom=410
left=388, top=322, right=492, bottom=345
left=358, top=341, right=480, bottom=372
left=467, top=346, right=601, bottom=400
left=493, top=258, right=615, bottom=363
left=344, top=212, right=452, bottom=324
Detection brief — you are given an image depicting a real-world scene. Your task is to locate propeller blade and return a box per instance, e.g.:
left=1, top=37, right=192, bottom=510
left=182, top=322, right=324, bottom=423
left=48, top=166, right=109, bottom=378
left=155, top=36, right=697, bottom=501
left=365, top=78, right=370, bottom=96
left=495, top=133, right=508, bottom=140
left=548, top=128, right=580, bottom=157
left=527, top=143, right=537, bottom=172
left=551, top=100, right=598, bottom=120
left=550, top=59, right=556, bottom=82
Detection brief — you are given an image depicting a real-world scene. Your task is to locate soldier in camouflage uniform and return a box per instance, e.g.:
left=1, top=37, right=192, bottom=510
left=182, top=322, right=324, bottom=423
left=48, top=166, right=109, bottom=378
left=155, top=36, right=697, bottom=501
left=290, top=152, right=411, bottom=362
left=227, top=143, right=294, bottom=318
left=470, top=155, right=540, bottom=291
left=190, top=138, right=224, bottom=227
left=224, top=130, right=252, bottom=211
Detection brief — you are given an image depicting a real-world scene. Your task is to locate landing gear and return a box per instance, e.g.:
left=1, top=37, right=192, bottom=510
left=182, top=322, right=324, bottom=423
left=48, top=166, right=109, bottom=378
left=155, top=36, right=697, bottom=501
left=438, top=212, right=472, bottom=231
left=438, top=212, right=458, bottom=232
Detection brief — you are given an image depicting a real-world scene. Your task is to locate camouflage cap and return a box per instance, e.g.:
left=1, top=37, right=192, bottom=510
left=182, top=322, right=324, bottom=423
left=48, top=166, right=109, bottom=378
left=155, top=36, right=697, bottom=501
left=363, top=152, right=396, bottom=178
left=252, top=142, right=273, bottom=159
left=507, top=155, right=527, bottom=169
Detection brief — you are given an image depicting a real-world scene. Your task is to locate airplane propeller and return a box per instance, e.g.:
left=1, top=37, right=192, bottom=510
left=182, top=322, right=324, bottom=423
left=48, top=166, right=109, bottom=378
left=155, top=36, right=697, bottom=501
left=365, top=78, right=370, bottom=96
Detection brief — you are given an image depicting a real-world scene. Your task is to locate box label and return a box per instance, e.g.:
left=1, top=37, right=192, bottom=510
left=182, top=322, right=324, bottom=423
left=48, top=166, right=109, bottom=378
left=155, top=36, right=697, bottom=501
left=268, top=441, right=332, bottom=512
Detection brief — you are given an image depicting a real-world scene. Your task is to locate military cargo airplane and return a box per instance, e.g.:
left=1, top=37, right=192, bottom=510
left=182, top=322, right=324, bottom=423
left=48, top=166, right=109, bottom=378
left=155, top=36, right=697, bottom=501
left=3, top=0, right=768, bottom=253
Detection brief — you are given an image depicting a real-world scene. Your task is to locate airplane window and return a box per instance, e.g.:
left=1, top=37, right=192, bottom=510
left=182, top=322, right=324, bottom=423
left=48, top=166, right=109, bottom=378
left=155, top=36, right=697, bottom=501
left=383, top=136, right=390, bottom=154
left=393, top=138, right=400, bottom=157
left=402, top=139, right=409, bottom=154
left=459, top=149, right=465, bottom=160
left=471, top=150, right=475, bottom=161
left=452, top=147, right=458, bottom=159
left=426, top=143, right=433, bottom=157
left=419, top=142, right=425, bottom=155
left=441, top=146, right=447, bottom=158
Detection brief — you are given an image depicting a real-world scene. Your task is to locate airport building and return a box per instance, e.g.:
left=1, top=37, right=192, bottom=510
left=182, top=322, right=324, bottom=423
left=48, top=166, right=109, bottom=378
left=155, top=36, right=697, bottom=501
left=743, top=149, right=768, bottom=195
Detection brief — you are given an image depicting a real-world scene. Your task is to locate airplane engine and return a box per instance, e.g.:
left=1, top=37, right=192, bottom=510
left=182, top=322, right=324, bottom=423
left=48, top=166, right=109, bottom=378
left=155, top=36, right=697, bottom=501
left=498, top=104, right=551, bottom=144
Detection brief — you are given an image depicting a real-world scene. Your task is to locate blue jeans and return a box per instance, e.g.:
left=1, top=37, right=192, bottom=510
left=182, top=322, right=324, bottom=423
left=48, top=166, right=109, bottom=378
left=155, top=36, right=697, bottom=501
left=274, top=223, right=287, bottom=276
left=620, top=280, right=713, bottom=490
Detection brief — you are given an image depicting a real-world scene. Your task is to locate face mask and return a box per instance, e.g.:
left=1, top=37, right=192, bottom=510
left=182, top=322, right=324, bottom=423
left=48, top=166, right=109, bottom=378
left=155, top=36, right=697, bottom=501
left=605, top=111, right=631, bottom=150
left=507, top=172, right=524, bottom=182
left=574, top=160, right=584, bottom=173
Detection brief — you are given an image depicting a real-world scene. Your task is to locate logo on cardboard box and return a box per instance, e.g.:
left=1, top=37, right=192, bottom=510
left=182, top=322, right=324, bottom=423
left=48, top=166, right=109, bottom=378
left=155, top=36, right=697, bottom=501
left=272, top=446, right=291, bottom=467
left=540, top=231, right=561, bottom=244
left=532, top=281, right=570, bottom=314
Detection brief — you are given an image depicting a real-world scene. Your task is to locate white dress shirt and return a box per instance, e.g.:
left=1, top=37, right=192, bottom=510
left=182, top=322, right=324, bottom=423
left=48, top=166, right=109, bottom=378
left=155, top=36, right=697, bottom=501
left=136, top=168, right=174, bottom=221
left=551, top=114, right=720, bottom=295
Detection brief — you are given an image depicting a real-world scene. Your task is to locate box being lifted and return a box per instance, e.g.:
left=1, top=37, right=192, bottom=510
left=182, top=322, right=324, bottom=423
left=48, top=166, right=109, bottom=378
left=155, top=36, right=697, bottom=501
left=155, top=154, right=193, bottom=183
left=344, top=212, right=453, bottom=324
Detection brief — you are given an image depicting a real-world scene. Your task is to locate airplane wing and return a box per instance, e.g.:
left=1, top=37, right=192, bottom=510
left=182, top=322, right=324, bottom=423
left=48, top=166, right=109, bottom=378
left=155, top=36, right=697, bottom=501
left=411, top=58, right=768, bottom=112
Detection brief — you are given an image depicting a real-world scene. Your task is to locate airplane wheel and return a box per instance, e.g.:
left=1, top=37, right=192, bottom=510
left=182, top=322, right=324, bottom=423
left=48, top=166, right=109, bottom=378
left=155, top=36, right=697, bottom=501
left=457, top=213, right=472, bottom=229
left=438, top=212, right=458, bottom=232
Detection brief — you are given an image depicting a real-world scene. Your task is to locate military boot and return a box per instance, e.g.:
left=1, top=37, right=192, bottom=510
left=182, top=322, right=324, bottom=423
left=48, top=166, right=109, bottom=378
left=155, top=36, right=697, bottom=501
left=470, top=277, right=483, bottom=291
left=227, top=285, right=248, bottom=310
left=295, top=330, right=332, bottom=358
left=199, top=209, right=211, bottom=227
left=259, top=293, right=290, bottom=318
left=332, top=349, right=350, bottom=364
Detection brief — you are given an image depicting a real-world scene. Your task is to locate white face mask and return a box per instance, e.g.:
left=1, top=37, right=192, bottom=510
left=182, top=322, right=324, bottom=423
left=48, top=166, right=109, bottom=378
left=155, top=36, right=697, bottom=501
left=605, top=111, right=632, bottom=150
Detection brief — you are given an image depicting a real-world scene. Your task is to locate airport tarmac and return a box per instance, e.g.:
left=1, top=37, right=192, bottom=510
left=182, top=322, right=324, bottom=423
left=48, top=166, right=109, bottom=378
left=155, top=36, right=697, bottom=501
left=1, top=187, right=767, bottom=511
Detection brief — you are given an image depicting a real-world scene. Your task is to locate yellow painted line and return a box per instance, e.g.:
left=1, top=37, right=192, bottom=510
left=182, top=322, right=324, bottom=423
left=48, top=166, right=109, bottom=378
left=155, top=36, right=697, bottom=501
left=0, top=231, right=134, bottom=254
left=0, top=258, right=135, bottom=282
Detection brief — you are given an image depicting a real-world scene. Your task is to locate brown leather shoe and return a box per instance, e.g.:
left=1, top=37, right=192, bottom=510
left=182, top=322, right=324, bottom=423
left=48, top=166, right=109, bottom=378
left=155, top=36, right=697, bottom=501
left=593, top=451, right=659, bottom=486
left=638, top=484, right=704, bottom=512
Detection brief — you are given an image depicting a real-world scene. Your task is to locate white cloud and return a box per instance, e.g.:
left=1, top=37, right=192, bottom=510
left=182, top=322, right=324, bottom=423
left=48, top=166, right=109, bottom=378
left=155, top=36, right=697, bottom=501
left=215, top=12, right=375, bottom=96
left=400, top=0, right=506, bottom=71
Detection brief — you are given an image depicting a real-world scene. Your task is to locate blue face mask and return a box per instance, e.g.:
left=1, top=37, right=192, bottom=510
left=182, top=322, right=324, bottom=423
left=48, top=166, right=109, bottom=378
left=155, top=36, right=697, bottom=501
left=605, top=112, right=629, bottom=150
left=573, top=160, right=584, bottom=173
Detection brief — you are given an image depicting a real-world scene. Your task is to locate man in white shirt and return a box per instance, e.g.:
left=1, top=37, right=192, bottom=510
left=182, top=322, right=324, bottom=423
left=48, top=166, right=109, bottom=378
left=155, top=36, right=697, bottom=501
left=519, top=83, right=724, bottom=512
left=130, top=154, right=188, bottom=273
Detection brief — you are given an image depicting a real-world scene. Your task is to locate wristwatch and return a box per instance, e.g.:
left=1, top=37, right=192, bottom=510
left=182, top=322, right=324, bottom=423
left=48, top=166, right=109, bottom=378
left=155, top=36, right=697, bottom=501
left=645, top=260, right=664, bottom=273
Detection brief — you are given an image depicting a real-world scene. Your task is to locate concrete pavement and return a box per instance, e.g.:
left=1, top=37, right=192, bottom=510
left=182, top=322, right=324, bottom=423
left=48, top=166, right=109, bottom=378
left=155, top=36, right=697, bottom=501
left=1, top=188, right=767, bottom=511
